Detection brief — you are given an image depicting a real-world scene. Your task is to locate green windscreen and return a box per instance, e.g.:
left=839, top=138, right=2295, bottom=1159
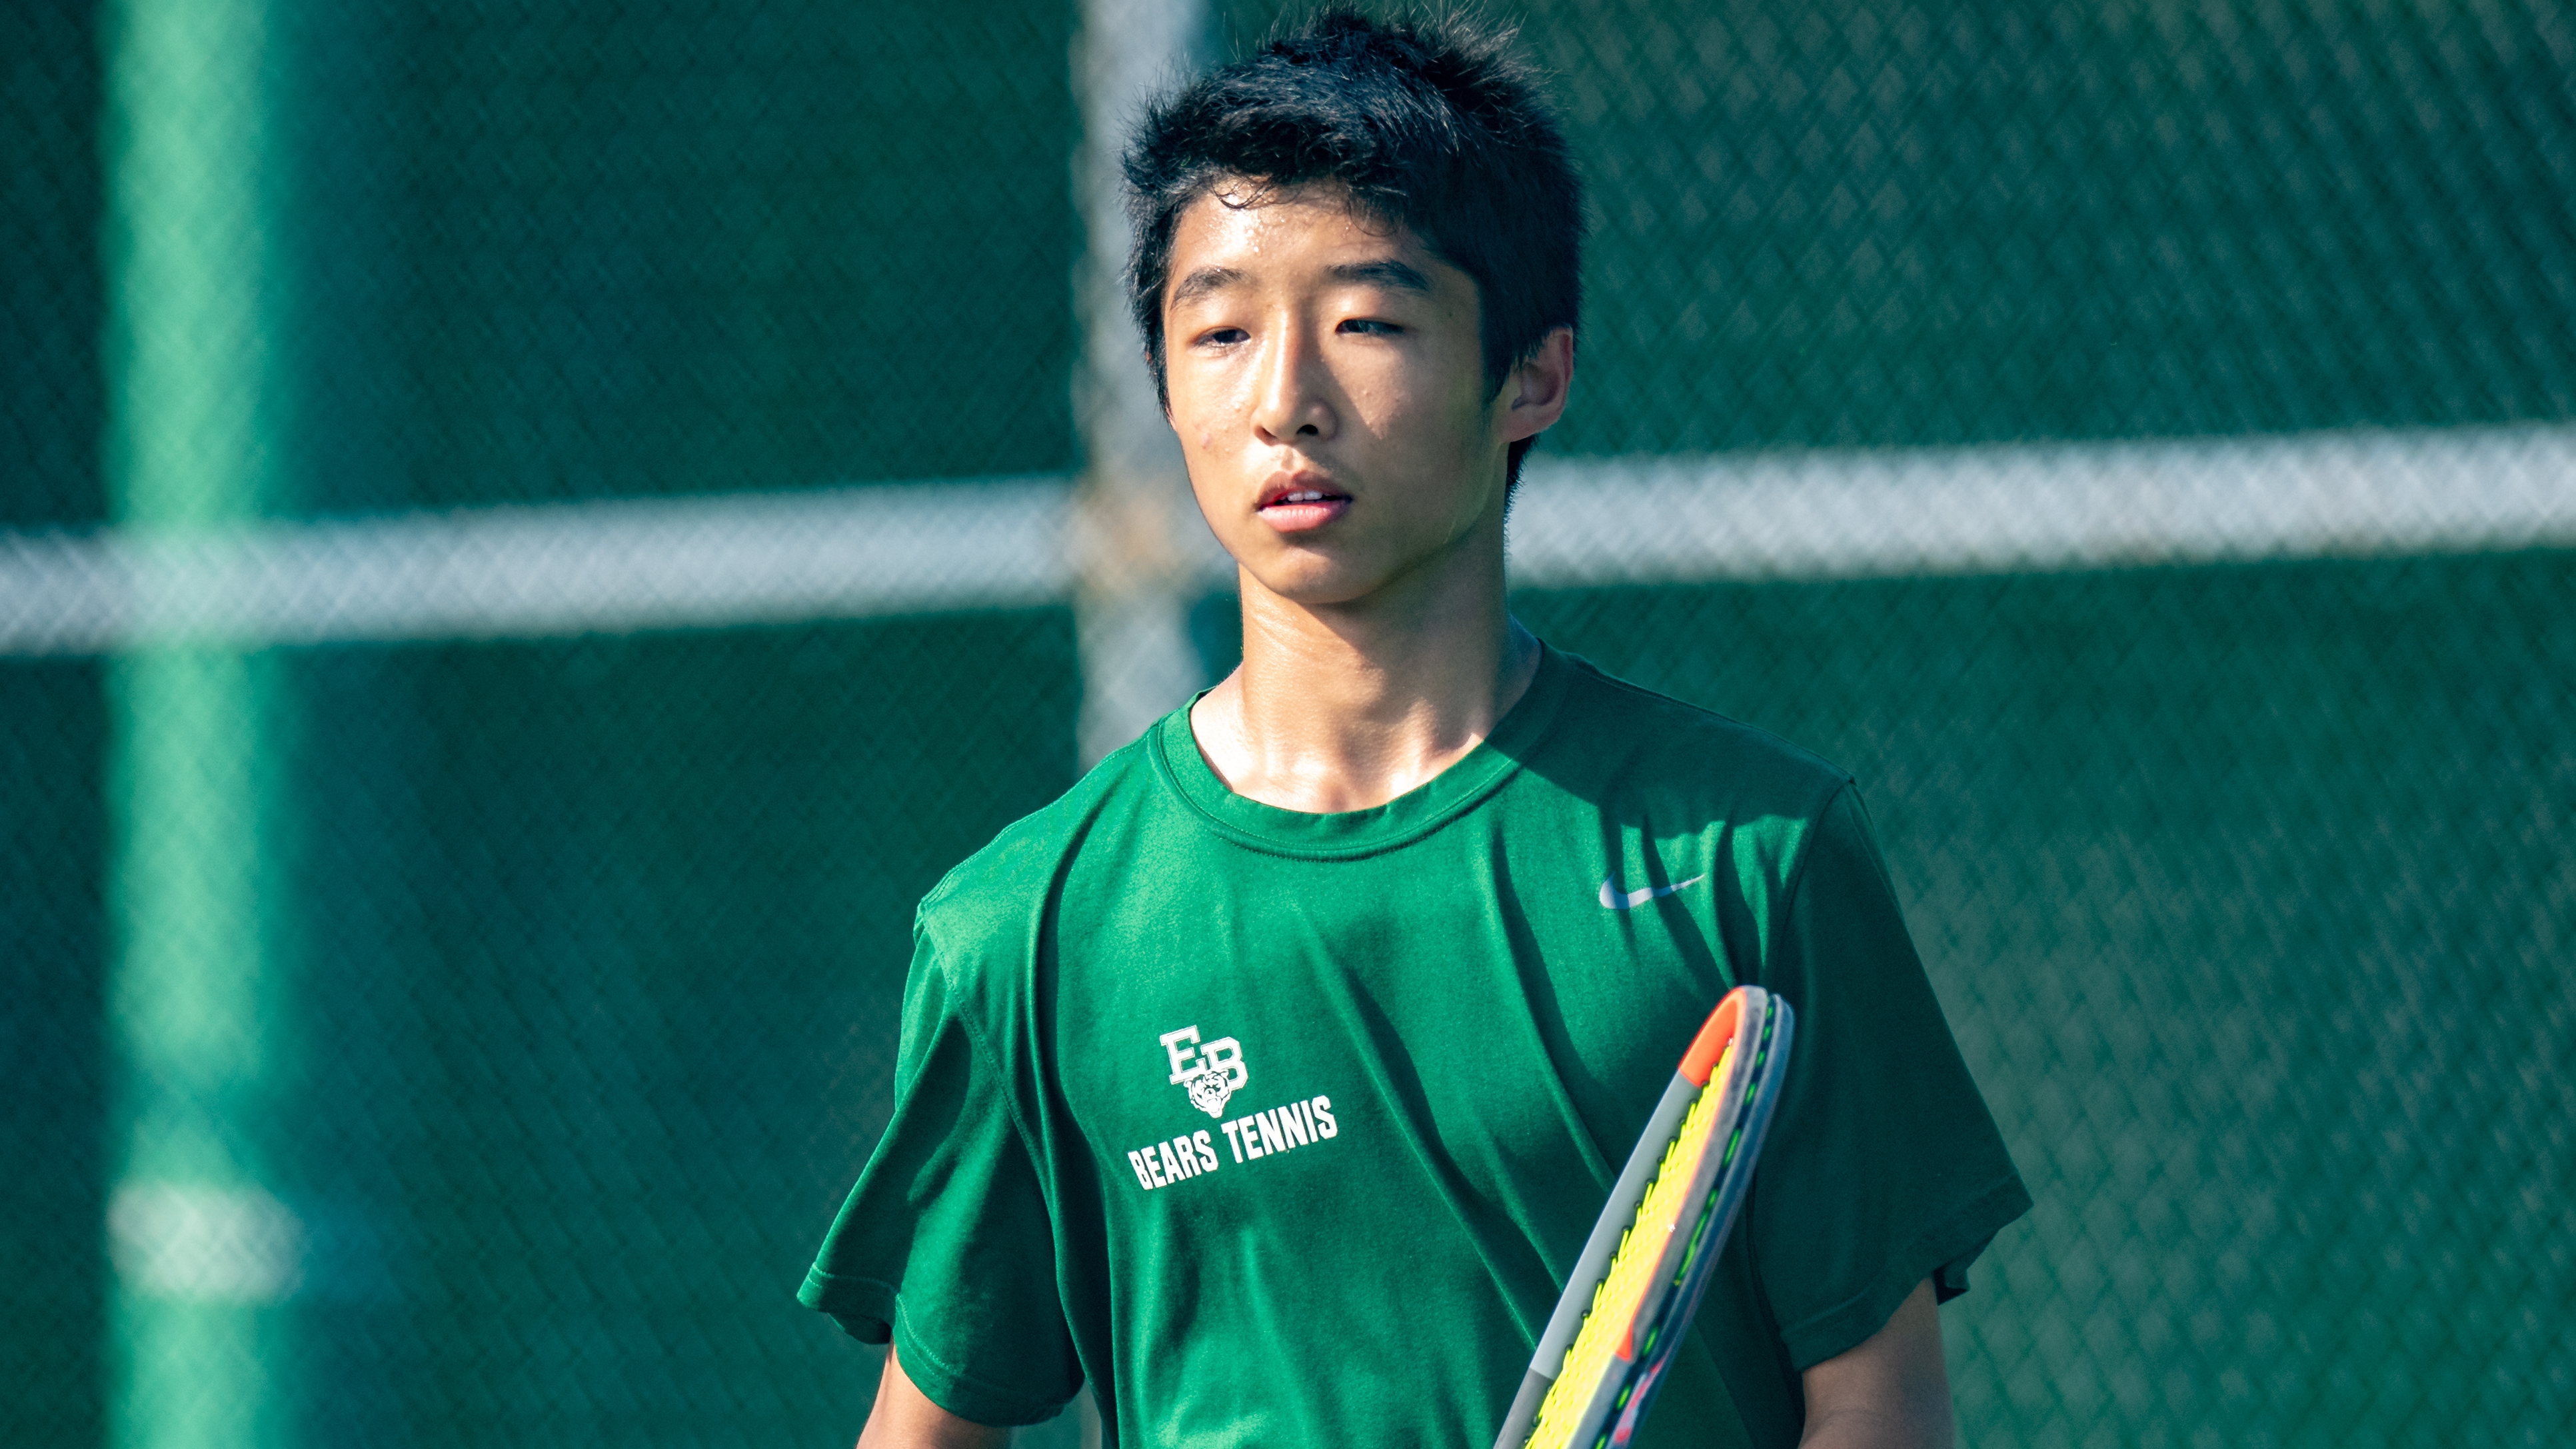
left=4, top=1, right=2568, bottom=1446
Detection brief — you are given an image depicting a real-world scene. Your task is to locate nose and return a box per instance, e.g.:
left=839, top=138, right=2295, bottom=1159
left=1249, top=319, right=1336, bottom=446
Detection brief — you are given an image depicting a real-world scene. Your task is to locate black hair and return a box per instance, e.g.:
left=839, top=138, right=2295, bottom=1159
left=1124, top=8, right=1583, bottom=480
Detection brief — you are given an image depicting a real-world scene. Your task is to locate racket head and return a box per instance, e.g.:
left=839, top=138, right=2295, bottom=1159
left=1518, top=985, right=1795, bottom=1449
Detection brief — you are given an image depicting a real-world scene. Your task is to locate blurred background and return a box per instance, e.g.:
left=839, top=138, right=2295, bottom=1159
left=5, top=1, right=2571, bottom=1446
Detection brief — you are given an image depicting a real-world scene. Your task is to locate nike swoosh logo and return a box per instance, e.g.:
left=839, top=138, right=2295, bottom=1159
left=1599, top=873, right=1706, bottom=910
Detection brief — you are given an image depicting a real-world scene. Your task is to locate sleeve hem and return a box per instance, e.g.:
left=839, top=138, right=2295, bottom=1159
left=890, top=1306, right=1078, bottom=1428
left=798, top=1267, right=1074, bottom=1427
left=1776, top=1170, right=2033, bottom=1372
left=798, top=1265, right=895, bottom=1344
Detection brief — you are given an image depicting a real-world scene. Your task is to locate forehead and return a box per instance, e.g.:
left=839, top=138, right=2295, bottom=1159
left=1163, top=183, right=1458, bottom=297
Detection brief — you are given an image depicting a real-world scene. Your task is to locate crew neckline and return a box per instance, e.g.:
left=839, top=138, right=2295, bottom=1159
left=1148, top=643, right=1575, bottom=859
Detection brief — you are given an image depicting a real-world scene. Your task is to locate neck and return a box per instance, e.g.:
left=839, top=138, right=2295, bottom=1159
left=1188, top=515, right=1540, bottom=813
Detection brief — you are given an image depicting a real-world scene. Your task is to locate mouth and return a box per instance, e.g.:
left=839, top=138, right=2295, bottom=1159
left=1256, top=475, right=1352, bottom=533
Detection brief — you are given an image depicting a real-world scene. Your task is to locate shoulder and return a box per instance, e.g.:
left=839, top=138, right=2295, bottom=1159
left=909, top=723, right=1168, bottom=986
left=1538, top=649, right=1856, bottom=830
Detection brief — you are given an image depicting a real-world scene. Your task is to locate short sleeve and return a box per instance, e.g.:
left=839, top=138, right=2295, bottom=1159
left=1748, top=784, right=2032, bottom=1370
left=797, top=929, right=1082, bottom=1426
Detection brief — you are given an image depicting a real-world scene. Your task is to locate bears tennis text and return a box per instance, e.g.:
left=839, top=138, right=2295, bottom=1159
left=1124, top=1094, right=1339, bottom=1191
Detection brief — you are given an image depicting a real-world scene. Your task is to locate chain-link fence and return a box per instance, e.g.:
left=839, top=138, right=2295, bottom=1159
left=5, top=2, right=2571, bottom=1447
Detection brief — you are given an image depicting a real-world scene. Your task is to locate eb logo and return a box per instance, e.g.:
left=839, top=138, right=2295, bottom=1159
left=1159, top=1025, right=1247, bottom=1118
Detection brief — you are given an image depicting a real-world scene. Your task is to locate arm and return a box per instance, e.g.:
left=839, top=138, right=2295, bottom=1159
left=1797, top=1278, right=1954, bottom=1449
left=856, top=1343, right=1011, bottom=1449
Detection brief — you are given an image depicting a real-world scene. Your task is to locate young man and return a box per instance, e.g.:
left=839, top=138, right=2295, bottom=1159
left=802, top=13, right=2028, bottom=1447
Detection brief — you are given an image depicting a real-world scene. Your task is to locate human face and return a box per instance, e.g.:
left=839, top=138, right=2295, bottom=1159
left=1160, top=185, right=1554, bottom=609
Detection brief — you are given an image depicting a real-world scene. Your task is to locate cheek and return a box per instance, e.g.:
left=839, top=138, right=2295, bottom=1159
left=1182, top=396, right=1230, bottom=453
left=1170, top=366, right=1243, bottom=446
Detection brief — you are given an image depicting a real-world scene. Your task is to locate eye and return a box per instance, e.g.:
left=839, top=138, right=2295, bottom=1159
left=1195, top=326, right=1249, bottom=348
left=1338, top=318, right=1403, bottom=337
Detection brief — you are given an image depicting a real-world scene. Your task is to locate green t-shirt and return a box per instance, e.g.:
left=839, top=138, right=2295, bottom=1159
left=800, top=646, right=2029, bottom=1447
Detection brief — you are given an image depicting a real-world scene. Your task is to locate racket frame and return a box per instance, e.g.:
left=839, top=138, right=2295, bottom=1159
left=1492, top=985, right=1795, bottom=1449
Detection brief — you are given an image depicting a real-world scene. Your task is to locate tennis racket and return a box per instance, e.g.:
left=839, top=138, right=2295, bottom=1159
left=1492, top=984, right=1796, bottom=1449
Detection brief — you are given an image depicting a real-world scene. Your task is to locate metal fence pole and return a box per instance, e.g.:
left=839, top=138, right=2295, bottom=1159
left=1072, top=0, right=1214, bottom=767
left=101, top=2, right=303, bottom=1446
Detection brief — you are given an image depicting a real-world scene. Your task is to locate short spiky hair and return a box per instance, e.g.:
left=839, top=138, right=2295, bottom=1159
left=1124, top=9, right=1583, bottom=467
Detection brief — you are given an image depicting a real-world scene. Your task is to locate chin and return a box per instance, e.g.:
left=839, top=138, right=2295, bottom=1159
left=1235, top=554, right=1382, bottom=608
left=1234, top=527, right=1490, bottom=609
left=1247, top=574, right=1375, bottom=609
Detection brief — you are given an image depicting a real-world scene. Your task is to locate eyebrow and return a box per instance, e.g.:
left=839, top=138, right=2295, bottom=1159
left=1328, top=259, right=1433, bottom=293
left=1167, top=257, right=1436, bottom=309
left=1168, top=266, right=1245, bottom=307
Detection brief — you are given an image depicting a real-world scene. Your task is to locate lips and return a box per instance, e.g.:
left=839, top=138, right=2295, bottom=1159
left=1256, top=474, right=1352, bottom=533
left=1256, top=474, right=1349, bottom=508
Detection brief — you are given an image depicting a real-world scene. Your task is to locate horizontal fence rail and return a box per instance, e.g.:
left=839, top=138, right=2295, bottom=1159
left=0, top=477, right=1076, bottom=654
left=1509, top=425, right=2576, bottom=586
left=5, top=425, right=2571, bottom=655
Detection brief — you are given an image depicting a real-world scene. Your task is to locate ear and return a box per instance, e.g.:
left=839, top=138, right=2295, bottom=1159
left=1497, top=327, right=1575, bottom=444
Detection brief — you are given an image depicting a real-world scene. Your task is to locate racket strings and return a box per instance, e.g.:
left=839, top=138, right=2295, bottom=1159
left=1524, top=1039, right=1739, bottom=1449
